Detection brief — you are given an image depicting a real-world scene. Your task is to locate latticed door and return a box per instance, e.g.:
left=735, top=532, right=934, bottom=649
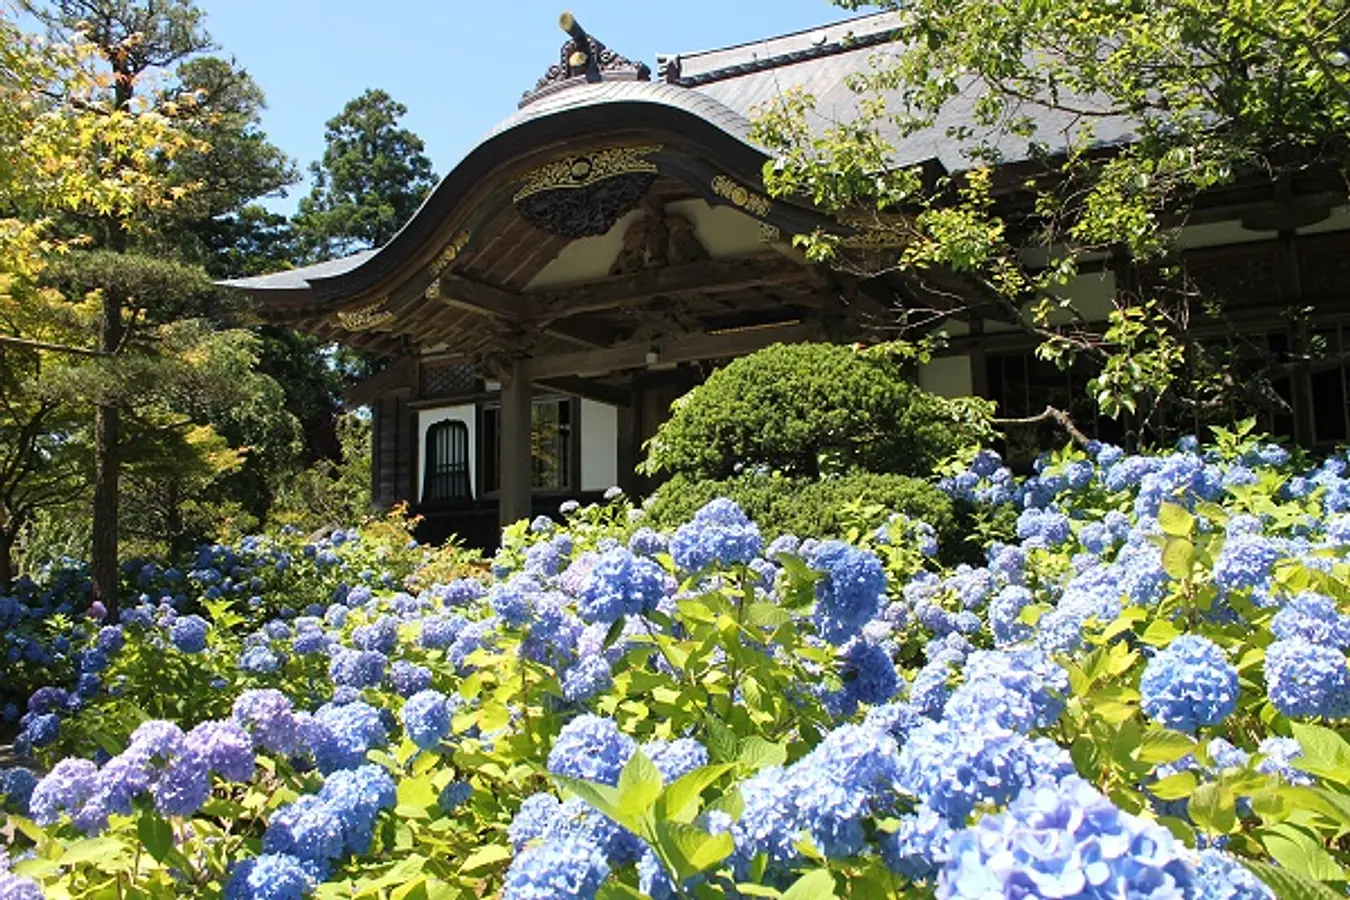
left=422, top=420, right=472, bottom=503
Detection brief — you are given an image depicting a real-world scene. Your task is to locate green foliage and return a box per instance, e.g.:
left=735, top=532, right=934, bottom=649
left=293, top=88, right=438, bottom=258
left=269, top=413, right=374, bottom=532
left=756, top=0, right=1350, bottom=425
left=642, top=343, right=991, bottom=481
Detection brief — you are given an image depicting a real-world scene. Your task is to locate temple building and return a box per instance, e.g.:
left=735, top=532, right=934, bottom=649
left=227, top=10, right=1350, bottom=546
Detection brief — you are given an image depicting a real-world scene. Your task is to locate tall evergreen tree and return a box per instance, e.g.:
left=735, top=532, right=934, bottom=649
left=294, top=89, right=438, bottom=259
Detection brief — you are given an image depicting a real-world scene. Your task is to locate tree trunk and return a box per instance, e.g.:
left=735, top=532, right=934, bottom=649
left=91, top=235, right=125, bottom=616
left=93, top=73, right=132, bottom=618
left=0, top=526, right=14, bottom=594
left=92, top=402, right=120, bottom=615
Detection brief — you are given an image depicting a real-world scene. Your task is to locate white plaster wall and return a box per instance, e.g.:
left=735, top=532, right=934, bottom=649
left=417, top=405, right=477, bottom=502
left=663, top=199, right=765, bottom=258
left=918, top=355, right=974, bottom=398
left=1174, top=220, right=1276, bottom=250
left=526, top=210, right=646, bottom=290
left=1297, top=206, right=1350, bottom=235
left=580, top=399, right=619, bottom=492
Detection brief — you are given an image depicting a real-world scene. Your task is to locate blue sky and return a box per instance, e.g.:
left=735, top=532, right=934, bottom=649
left=199, top=1, right=860, bottom=213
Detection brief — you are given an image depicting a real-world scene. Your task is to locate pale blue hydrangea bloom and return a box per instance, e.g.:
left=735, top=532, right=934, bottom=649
left=1265, top=640, right=1350, bottom=719
left=546, top=715, right=635, bottom=786
left=1140, top=635, right=1239, bottom=732
left=502, top=837, right=609, bottom=900
left=938, top=777, right=1194, bottom=898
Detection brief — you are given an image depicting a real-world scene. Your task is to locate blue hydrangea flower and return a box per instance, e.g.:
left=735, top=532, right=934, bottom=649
left=561, top=655, right=613, bottom=703
left=881, top=803, right=954, bottom=880
left=669, top=499, right=763, bottom=572
left=1271, top=592, right=1350, bottom=649
left=308, top=701, right=388, bottom=772
left=263, top=795, right=344, bottom=868
left=628, top=528, right=668, bottom=557
left=541, top=797, right=642, bottom=864
left=317, top=765, right=396, bottom=855
left=170, top=615, right=209, bottom=653
left=837, top=637, right=899, bottom=709
left=938, top=777, right=1195, bottom=898
left=1213, top=534, right=1285, bottom=592
left=223, top=853, right=314, bottom=900
left=233, top=689, right=301, bottom=755
left=1140, top=635, right=1239, bottom=732
left=0, top=870, right=42, bottom=900
left=502, top=837, right=609, bottom=900
left=641, top=738, right=708, bottom=783
left=239, top=645, right=282, bottom=674
left=389, top=660, right=433, bottom=697
left=895, top=720, right=1075, bottom=825
left=1265, top=640, right=1350, bottom=719
left=809, top=541, right=886, bottom=644
left=574, top=548, right=665, bottom=625
left=24, top=712, right=59, bottom=747
left=989, top=585, right=1035, bottom=646
left=546, top=715, right=634, bottom=786
left=185, top=720, right=255, bottom=782
left=351, top=616, right=400, bottom=654
left=510, top=793, right=563, bottom=851
left=1, top=767, right=38, bottom=813
left=328, top=649, right=387, bottom=689
left=944, top=649, right=1068, bottom=733
left=152, top=746, right=207, bottom=813
left=420, top=614, right=465, bottom=649
left=440, top=578, right=487, bottom=608
left=1255, top=737, right=1313, bottom=786
left=1192, top=848, right=1275, bottom=899
left=401, top=690, right=454, bottom=751
left=438, top=780, right=473, bottom=813
left=29, top=758, right=98, bottom=826
left=492, top=578, right=539, bottom=628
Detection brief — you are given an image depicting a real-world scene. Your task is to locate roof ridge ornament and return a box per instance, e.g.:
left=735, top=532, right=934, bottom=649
left=519, top=11, right=651, bottom=108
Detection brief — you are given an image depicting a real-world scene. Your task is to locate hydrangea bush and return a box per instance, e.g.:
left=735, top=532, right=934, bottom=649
left=2, top=426, right=1350, bottom=898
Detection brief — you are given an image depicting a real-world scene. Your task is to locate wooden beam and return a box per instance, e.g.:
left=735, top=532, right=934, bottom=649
left=435, top=273, right=539, bottom=320
left=533, top=256, right=814, bottom=321
left=499, top=359, right=533, bottom=527
left=344, top=355, right=416, bottom=406
left=525, top=321, right=820, bottom=381
left=535, top=376, right=631, bottom=408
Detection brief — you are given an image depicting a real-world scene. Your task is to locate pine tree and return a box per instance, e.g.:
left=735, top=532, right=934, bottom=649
left=294, top=89, right=438, bottom=258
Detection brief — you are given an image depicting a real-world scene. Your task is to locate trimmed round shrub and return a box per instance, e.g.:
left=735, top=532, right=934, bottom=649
left=641, top=343, right=989, bottom=481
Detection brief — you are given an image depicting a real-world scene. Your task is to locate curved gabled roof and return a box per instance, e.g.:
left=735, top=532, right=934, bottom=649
left=225, top=81, right=773, bottom=301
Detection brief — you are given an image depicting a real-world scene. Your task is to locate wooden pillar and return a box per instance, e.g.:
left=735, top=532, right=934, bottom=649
left=499, top=358, right=534, bottom=527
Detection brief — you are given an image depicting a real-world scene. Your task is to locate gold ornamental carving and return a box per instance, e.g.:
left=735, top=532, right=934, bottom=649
left=758, top=222, right=783, bottom=243
left=336, top=299, right=394, bottom=332
left=428, top=230, right=472, bottom=278
left=711, top=174, right=772, bottom=217
left=513, top=145, right=663, bottom=202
